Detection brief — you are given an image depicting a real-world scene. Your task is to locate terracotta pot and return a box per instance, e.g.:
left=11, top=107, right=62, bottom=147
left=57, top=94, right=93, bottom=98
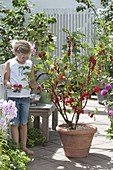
left=56, top=123, right=97, bottom=158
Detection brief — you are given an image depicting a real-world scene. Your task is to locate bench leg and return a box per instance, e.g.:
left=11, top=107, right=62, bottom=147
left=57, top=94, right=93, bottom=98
left=52, top=109, right=58, bottom=130
left=42, top=116, right=49, bottom=142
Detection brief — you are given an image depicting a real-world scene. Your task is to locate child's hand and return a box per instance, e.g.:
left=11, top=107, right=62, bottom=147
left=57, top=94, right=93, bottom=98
left=6, top=82, right=12, bottom=89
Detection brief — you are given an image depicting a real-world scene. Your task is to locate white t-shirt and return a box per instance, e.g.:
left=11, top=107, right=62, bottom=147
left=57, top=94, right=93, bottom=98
left=7, top=58, right=32, bottom=98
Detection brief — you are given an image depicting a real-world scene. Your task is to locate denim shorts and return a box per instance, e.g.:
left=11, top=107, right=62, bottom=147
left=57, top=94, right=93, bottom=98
left=8, top=97, right=30, bottom=125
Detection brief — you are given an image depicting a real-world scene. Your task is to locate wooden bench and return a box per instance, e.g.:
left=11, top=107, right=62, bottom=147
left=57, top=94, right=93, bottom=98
left=29, top=103, right=58, bottom=142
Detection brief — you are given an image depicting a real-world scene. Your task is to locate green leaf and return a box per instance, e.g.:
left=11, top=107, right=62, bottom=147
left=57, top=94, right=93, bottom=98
left=24, top=85, right=29, bottom=90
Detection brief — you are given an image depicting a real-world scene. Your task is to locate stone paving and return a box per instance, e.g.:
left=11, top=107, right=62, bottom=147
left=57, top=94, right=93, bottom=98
left=28, top=96, right=113, bottom=170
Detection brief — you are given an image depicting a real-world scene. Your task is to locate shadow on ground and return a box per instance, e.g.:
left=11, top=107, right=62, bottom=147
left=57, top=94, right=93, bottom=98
left=28, top=131, right=113, bottom=170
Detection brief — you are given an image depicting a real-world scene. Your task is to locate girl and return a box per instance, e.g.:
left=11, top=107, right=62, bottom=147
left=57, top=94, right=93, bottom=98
left=4, top=40, right=37, bottom=155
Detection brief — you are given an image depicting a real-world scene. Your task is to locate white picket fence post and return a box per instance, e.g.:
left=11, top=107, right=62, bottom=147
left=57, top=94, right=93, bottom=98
left=0, top=64, right=7, bottom=100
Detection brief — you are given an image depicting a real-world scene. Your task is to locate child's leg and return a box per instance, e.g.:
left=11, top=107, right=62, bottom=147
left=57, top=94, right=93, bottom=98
left=11, top=124, right=19, bottom=145
left=20, top=124, right=27, bottom=150
left=8, top=98, right=20, bottom=145
left=20, top=98, right=34, bottom=155
left=20, top=123, right=34, bottom=155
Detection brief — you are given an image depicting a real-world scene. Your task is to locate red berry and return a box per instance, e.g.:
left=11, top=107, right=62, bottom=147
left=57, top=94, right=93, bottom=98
left=38, top=53, right=43, bottom=58
left=37, top=85, right=42, bottom=93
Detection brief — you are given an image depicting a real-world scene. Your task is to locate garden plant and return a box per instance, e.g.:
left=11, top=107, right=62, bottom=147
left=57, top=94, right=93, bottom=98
left=100, top=83, right=113, bottom=139
left=35, top=27, right=109, bottom=129
left=0, top=99, right=30, bottom=170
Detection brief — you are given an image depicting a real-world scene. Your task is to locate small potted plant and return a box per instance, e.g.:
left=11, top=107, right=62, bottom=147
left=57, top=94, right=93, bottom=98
left=33, top=28, right=108, bottom=157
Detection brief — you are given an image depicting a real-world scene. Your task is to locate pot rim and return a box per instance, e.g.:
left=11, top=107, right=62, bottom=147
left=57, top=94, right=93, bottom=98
left=56, top=123, right=97, bottom=135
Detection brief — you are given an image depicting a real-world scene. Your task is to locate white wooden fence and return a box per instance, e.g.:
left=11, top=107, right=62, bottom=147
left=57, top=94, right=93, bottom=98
left=44, top=8, right=96, bottom=57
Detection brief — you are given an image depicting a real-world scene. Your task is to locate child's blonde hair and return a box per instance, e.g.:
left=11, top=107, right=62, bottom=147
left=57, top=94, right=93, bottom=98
left=11, top=40, right=32, bottom=54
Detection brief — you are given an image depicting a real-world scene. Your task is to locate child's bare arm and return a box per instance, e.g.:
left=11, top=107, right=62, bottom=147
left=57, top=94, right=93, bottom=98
left=4, top=61, right=12, bottom=89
